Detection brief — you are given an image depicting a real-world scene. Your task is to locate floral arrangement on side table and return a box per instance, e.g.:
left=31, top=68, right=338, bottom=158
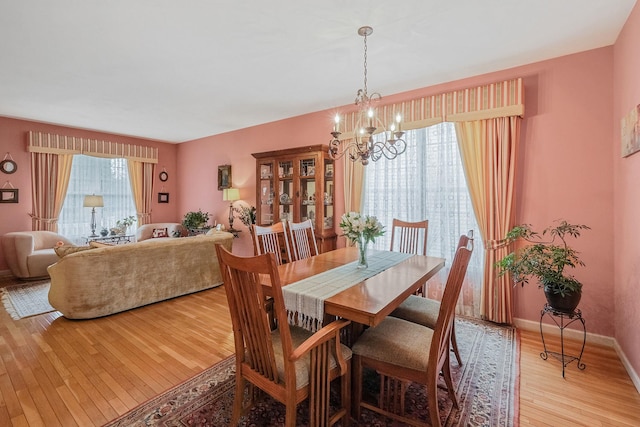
left=238, top=206, right=256, bottom=230
left=111, top=215, right=136, bottom=235
left=339, top=212, right=385, bottom=268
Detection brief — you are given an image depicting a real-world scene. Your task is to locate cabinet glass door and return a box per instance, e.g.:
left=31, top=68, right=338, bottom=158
left=278, top=160, right=294, bottom=221
left=299, top=157, right=317, bottom=225
left=259, top=162, right=274, bottom=225
left=323, top=160, right=334, bottom=229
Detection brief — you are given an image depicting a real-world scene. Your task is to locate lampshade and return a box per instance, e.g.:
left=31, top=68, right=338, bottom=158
left=223, top=188, right=240, bottom=202
left=83, top=194, right=104, bottom=208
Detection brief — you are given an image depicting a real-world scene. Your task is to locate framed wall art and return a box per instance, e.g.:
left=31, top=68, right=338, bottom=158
left=158, top=192, right=169, bottom=203
left=218, top=164, right=232, bottom=190
left=621, top=104, right=640, bottom=157
left=0, top=188, right=18, bottom=203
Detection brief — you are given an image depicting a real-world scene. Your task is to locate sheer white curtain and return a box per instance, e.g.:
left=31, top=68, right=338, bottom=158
left=362, top=122, right=483, bottom=317
left=58, top=155, right=137, bottom=238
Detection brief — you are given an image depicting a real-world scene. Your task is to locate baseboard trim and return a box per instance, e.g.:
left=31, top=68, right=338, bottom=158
left=613, top=340, right=640, bottom=394
left=514, top=317, right=640, bottom=394
left=514, top=317, right=613, bottom=347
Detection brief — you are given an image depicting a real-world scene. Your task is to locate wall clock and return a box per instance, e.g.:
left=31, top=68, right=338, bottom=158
left=0, top=159, right=17, bottom=174
left=159, top=171, right=168, bottom=182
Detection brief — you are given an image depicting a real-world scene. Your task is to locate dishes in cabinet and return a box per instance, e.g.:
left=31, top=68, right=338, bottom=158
left=280, top=193, right=290, bottom=204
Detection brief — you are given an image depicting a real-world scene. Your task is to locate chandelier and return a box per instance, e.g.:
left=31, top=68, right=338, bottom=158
left=329, top=26, right=407, bottom=166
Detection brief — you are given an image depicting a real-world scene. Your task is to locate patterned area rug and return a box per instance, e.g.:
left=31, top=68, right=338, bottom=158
left=105, top=317, right=519, bottom=426
left=0, top=279, right=55, bottom=319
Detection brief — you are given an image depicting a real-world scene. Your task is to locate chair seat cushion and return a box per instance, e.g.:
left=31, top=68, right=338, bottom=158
left=270, top=325, right=352, bottom=390
left=391, top=295, right=440, bottom=328
left=352, top=317, right=433, bottom=371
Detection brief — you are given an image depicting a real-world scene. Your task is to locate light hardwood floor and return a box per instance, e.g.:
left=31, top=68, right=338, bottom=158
left=1, top=284, right=639, bottom=426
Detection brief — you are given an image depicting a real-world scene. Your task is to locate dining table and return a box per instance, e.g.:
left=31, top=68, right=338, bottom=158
left=264, top=246, right=446, bottom=334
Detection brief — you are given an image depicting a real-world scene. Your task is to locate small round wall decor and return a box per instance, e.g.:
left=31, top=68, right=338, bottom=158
left=159, top=171, right=168, bottom=182
left=0, top=159, right=17, bottom=174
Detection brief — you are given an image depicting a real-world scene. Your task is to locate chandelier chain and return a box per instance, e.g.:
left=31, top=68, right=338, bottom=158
left=362, top=31, right=368, bottom=99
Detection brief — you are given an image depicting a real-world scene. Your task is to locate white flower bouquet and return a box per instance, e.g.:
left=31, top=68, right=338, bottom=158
left=339, top=212, right=385, bottom=245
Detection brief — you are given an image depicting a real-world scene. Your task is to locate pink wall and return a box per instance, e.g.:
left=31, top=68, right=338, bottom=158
left=176, top=112, right=340, bottom=256
left=178, top=47, right=617, bottom=339
left=0, top=117, right=179, bottom=271
left=2, top=19, right=635, bottom=373
left=613, top=2, right=640, bottom=381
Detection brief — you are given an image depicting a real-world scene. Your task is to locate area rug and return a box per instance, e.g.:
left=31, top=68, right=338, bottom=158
left=0, top=279, right=56, bottom=319
left=105, top=317, right=519, bottom=427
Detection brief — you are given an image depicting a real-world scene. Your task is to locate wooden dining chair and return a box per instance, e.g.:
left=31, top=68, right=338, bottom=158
left=215, top=244, right=352, bottom=427
left=288, top=219, right=319, bottom=261
left=390, top=219, right=428, bottom=296
left=351, top=234, right=473, bottom=427
left=252, top=222, right=292, bottom=265
left=390, top=218, right=429, bottom=256
left=391, top=231, right=473, bottom=366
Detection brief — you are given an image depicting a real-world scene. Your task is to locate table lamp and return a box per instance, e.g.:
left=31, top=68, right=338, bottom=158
left=223, top=188, right=240, bottom=231
left=83, top=194, right=104, bottom=237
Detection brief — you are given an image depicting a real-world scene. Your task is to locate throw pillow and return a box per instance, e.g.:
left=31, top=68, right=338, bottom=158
left=152, top=228, right=168, bottom=238
left=54, top=245, right=93, bottom=258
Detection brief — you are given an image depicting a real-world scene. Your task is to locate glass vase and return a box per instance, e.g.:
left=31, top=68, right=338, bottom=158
left=357, top=237, right=369, bottom=269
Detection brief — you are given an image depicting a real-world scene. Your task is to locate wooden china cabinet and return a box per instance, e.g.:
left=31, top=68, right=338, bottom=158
left=252, top=145, right=337, bottom=253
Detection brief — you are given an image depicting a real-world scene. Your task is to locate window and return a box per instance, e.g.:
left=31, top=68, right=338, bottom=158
left=58, top=155, right=137, bottom=238
left=362, top=122, right=483, bottom=317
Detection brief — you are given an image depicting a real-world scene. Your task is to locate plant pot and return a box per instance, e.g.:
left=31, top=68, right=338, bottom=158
left=544, top=288, right=581, bottom=313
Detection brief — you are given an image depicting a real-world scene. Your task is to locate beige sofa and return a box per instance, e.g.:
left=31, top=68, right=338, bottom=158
left=2, top=231, right=73, bottom=279
left=48, top=232, right=234, bottom=319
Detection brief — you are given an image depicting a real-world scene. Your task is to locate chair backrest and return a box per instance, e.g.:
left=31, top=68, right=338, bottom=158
left=389, top=219, right=428, bottom=255
left=456, top=229, right=473, bottom=250
left=215, top=244, right=293, bottom=386
left=252, top=222, right=292, bottom=265
left=288, top=219, right=319, bottom=261
left=430, top=232, right=473, bottom=374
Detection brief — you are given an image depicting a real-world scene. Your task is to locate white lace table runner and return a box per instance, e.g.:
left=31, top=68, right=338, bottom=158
left=282, top=250, right=413, bottom=331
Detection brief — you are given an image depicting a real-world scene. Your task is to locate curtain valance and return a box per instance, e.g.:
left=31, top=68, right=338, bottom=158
left=27, top=131, right=158, bottom=163
left=340, top=77, right=524, bottom=139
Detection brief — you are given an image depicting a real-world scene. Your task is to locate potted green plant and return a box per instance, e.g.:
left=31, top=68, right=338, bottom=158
left=183, top=209, right=210, bottom=230
left=495, top=220, right=590, bottom=313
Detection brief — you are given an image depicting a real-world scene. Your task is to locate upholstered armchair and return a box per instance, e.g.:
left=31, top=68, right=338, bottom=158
left=1, top=231, right=73, bottom=279
left=135, top=223, right=188, bottom=241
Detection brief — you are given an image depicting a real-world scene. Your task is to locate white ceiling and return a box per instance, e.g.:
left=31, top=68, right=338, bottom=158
left=0, top=1, right=636, bottom=143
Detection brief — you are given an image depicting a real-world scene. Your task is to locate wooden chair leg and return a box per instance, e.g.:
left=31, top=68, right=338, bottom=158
left=231, top=375, right=245, bottom=425
left=285, top=396, right=297, bottom=427
left=342, top=360, right=352, bottom=427
left=442, top=354, right=458, bottom=409
left=451, top=319, right=463, bottom=366
left=352, top=355, right=363, bottom=421
left=426, top=373, right=442, bottom=427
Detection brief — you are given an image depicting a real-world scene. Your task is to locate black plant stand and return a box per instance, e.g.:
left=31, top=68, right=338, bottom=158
left=539, top=304, right=586, bottom=378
